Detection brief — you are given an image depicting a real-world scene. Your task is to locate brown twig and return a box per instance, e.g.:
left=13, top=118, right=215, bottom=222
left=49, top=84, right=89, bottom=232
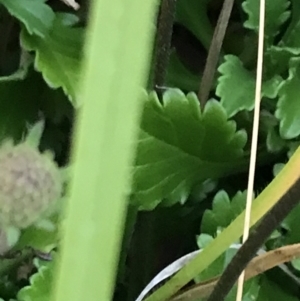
left=170, top=243, right=300, bottom=301
left=153, top=0, right=177, bottom=97
left=206, top=175, right=300, bottom=301
left=198, top=0, right=235, bottom=109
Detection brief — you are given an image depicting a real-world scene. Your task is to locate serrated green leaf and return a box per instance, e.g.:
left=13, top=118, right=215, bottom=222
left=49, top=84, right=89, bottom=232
left=217, top=55, right=255, bottom=117
left=0, top=0, right=55, bottom=38
left=189, top=179, right=217, bottom=203
left=275, top=57, right=300, bottom=139
left=17, top=258, right=54, bottom=301
left=201, top=190, right=247, bottom=236
left=20, top=14, right=84, bottom=105
left=131, top=90, right=248, bottom=209
left=242, top=0, right=290, bottom=39
left=217, top=55, right=282, bottom=117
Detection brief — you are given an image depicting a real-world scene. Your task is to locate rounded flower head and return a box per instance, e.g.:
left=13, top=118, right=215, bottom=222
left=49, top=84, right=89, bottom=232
left=0, top=141, right=62, bottom=228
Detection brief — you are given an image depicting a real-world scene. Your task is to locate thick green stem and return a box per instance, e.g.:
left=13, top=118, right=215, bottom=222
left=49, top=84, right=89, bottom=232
left=50, top=1, right=157, bottom=301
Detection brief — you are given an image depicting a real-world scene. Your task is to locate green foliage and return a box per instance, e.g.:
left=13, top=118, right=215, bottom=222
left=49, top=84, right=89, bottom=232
left=242, top=0, right=290, bottom=39
left=201, top=190, right=247, bottom=236
left=17, top=257, right=54, bottom=301
left=175, top=0, right=213, bottom=48
left=282, top=16, right=300, bottom=48
left=0, top=71, right=40, bottom=143
left=276, top=58, right=300, bottom=139
left=196, top=190, right=300, bottom=301
left=166, top=52, right=201, bottom=92
left=131, top=89, right=247, bottom=209
left=15, top=213, right=60, bottom=252
left=0, top=0, right=55, bottom=38
left=20, top=14, right=84, bottom=105
left=266, top=127, right=286, bottom=152
left=1, top=0, right=300, bottom=300
left=256, top=275, right=299, bottom=301
left=216, top=55, right=282, bottom=117
left=196, top=234, right=261, bottom=301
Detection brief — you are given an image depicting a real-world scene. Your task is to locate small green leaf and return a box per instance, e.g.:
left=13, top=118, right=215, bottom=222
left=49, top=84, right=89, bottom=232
left=280, top=203, right=300, bottom=244
left=132, top=90, right=248, bottom=209
left=20, top=14, right=84, bottom=105
left=189, top=179, right=217, bottom=203
left=17, top=258, right=54, bottom=301
left=242, top=0, right=290, bottom=39
left=217, top=55, right=282, bottom=117
left=25, top=120, right=45, bottom=148
left=0, top=0, right=55, bottom=38
left=197, top=233, right=213, bottom=249
left=276, top=57, right=300, bottom=139
left=201, top=190, right=247, bottom=236
left=15, top=214, right=59, bottom=252
left=217, top=55, right=255, bottom=117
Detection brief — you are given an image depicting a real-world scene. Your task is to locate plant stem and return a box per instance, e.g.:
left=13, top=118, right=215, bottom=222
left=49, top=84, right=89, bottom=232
left=50, top=1, right=157, bottom=301
left=153, top=0, right=177, bottom=96
left=117, top=204, right=138, bottom=284
left=143, top=145, right=300, bottom=301
left=207, top=175, right=300, bottom=301
left=198, top=0, right=234, bottom=109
